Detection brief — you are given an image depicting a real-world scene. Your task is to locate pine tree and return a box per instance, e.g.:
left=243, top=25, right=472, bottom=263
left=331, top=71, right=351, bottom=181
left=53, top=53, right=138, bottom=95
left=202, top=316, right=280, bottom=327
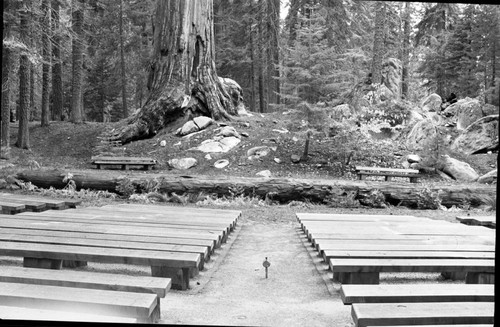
left=17, top=4, right=31, bottom=149
left=70, top=0, right=85, bottom=123
left=41, top=0, right=51, bottom=127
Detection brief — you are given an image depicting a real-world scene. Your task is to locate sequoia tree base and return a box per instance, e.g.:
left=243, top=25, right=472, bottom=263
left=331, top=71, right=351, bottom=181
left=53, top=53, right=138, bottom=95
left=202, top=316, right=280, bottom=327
left=15, top=169, right=496, bottom=209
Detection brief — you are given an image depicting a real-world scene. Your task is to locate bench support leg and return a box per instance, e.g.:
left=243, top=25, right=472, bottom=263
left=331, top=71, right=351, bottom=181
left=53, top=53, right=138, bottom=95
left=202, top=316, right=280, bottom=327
left=138, top=298, right=161, bottom=323
left=466, top=272, right=495, bottom=284
left=358, top=174, right=365, bottom=180
left=441, top=272, right=466, bottom=280
left=410, top=177, right=419, bottom=183
left=24, top=257, right=62, bottom=270
left=385, top=176, right=392, bottom=182
left=334, top=272, right=379, bottom=284
left=63, top=260, right=88, bottom=268
left=151, top=266, right=190, bottom=290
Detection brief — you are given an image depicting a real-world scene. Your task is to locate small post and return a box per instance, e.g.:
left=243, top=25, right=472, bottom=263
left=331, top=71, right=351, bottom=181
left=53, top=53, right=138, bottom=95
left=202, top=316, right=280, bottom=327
left=262, top=257, right=270, bottom=279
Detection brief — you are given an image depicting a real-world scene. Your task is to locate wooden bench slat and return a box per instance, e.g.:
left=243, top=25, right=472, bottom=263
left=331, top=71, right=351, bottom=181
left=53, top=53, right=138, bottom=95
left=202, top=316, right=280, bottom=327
left=324, top=250, right=495, bottom=261
left=355, top=166, right=420, bottom=173
left=0, top=240, right=201, bottom=267
left=0, top=227, right=215, bottom=253
left=0, top=193, right=75, bottom=208
left=352, top=302, right=494, bottom=327
left=0, top=305, right=138, bottom=323
left=0, top=266, right=171, bottom=298
left=317, top=243, right=495, bottom=253
left=340, top=284, right=495, bottom=304
left=0, top=201, right=26, bottom=210
left=329, top=258, right=495, bottom=273
left=0, top=282, right=157, bottom=320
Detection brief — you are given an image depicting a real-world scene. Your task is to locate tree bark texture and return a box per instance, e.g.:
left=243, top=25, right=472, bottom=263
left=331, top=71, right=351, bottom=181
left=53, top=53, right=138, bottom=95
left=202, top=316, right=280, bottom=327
left=111, top=0, right=241, bottom=145
left=401, top=2, right=411, bottom=99
left=16, top=170, right=497, bottom=209
left=71, top=0, right=85, bottom=123
left=257, top=0, right=266, bottom=113
left=119, top=0, right=128, bottom=119
left=51, top=0, right=64, bottom=121
left=41, top=0, right=51, bottom=127
left=371, top=2, right=386, bottom=85
left=1, top=0, right=12, bottom=157
left=17, top=7, right=31, bottom=149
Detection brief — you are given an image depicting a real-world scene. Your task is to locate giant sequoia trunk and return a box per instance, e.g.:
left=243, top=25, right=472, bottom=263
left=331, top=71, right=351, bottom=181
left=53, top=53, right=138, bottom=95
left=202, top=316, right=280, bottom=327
left=111, top=0, right=242, bottom=145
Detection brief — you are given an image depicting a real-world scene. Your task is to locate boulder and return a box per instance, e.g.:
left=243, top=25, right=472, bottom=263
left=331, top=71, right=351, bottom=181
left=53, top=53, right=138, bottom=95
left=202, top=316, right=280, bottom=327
left=177, top=120, right=199, bottom=136
left=328, top=104, right=351, bottom=120
left=291, top=154, right=301, bottom=163
left=451, top=115, right=499, bottom=155
left=219, top=137, right=241, bottom=151
left=217, top=126, right=240, bottom=138
left=193, top=116, right=213, bottom=130
left=406, top=118, right=438, bottom=153
left=247, top=146, right=271, bottom=160
left=421, top=93, right=442, bottom=113
left=256, top=170, right=272, bottom=178
left=407, top=154, right=421, bottom=163
left=477, top=169, right=497, bottom=184
left=168, top=158, right=197, bottom=170
left=455, top=98, right=483, bottom=130
left=195, top=136, right=241, bottom=153
left=439, top=155, right=479, bottom=182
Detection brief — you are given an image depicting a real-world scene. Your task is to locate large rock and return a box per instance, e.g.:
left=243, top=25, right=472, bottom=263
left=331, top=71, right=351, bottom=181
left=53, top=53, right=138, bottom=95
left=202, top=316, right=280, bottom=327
left=451, top=115, right=499, bottom=155
left=439, top=155, right=479, bottom=182
left=195, top=136, right=241, bottom=153
left=327, top=104, right=351, bottom=120
left=193, top=116, right=213, bottom=130
left=217, top=126, right=240, bottom=138
left=177, top=121, right=199, bottom=136
left=455, top=98, right=483, bottom=130
left=168, top=158, right=197, bottom=170
left=420, top=93, right=442, bottom=113
left=406, top=118, right=439, bottom=153
left=477, top=169, right=497, bottom=184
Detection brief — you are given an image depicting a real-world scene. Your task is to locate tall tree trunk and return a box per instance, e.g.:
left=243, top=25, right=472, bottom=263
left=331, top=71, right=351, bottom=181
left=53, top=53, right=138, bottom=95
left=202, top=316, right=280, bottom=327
left=51, top=0, right=64, bottom=121
left=268, top=0, right=280, bottom=107
left=257, top=0, right=266, bottom=113
left=287, top=0, right=300, bottom=47
left=41, top=0, right=51, bottom=127
left=119, top=0, right=128, bottom=119
left=371, top=2, right=386, bottom=85
left=110, top=0, right=243, bottom=144
left=70, top=0, right=85, bottom=123
left=249, top=22, right=256, bottom=112
left=401, top=2, right=411, bottom=99
left=1, top=0, right=12, bottom=158
left=17, top=6, right=31, bottom=149
left=29, top=6, right=36, bottom=122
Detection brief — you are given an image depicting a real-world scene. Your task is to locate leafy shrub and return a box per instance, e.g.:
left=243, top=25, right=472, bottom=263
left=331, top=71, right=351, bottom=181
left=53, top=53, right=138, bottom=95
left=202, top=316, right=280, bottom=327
left=415, top=188, right=442, bottom=209
left=358, top=189, right=388, bottom=208
left=323, top=188, right=360, bottom=208
left=116, top=177, right=135, bottom=197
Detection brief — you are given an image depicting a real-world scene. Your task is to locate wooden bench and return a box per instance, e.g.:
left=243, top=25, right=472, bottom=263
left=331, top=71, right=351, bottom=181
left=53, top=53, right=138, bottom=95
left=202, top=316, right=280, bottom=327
left=0, top=240, right=200, bottom=290
left=457, top=215, right=496, bottom=229
left=1, top=282, right=160, bottom=323
left=329, top=258, right=495, bottom=284
left=355, top=166, right=421, bottom=183
left=351, top=302, right=494, bottom=327
left=340, top=284, right=495, bottom=304
left=0, top=201, right=26, bottom=214
left=0, top=192, right=81, bottom=209
left=91, top=156, right=157, bottom=170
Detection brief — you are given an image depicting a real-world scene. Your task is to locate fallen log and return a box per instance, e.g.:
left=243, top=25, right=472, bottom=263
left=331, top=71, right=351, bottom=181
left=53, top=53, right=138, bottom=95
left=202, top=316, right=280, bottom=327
left=15, top=169, right=496, bottom=208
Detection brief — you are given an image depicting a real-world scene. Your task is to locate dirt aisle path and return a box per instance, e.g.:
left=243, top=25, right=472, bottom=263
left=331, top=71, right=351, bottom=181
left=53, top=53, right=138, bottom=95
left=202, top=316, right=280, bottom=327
left=160, top=214, right=352, bottom=326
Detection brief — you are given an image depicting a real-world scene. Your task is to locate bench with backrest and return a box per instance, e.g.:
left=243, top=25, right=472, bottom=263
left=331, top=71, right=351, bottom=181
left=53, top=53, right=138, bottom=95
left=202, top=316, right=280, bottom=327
left=355, top=166, right=421, bottom=182
left=91, top=156, right=157, bottom=170
left=0, top=266, right=171, bottom=323
left=329, top=258, right=495, bottom=284
left=351, top=302, right=494, bottom=327
left=340, top=284, right=495, bottom=304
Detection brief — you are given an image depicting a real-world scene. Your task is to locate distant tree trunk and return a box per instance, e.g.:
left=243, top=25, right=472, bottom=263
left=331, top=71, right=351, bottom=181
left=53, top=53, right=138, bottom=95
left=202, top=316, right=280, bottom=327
left=1, top=0, right=12, bottom=157
left=119, top=0, right=128, bottom=119
left=110, top=0, right=242, bottom=144
left=70, top=0, right=85, bottom=123
left=287, top=0, right=300, bottom=47
left=257, top=0, right=266, bottom=113
left=371, top=2, right=386, bottom=85
left=268, top=0, right=280, bottom=107
left=41, top=0, right=51, bottom=127
left=401, top=2, right=411, bottom=99
left=51, top=0, right=64, bottom=121
left=17, top=6, right=31, bottom=149
left=249, top=22, right=256, bottom=112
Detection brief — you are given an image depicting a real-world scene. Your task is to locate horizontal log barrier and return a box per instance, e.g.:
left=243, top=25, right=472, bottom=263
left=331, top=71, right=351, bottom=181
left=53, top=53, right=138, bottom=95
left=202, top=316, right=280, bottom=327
left=15, top=169, right=496, bottom=208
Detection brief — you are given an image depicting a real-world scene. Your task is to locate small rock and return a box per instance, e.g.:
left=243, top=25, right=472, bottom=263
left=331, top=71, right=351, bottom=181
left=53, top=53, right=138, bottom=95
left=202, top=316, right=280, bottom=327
left=160, top=140, right=167, bottom=147
left=407, top=154, right=421, bottom=164
left=178, top=120, right=199, bottom=136
left=291, top=154, right=301, bottom=163
left=439, top=155, right=479, bottom=182
left=247, top=146, right=271, bottom=158
left=242, top=122, right=250, bottom=128
left=205, top=154, right=212, bottom=160
left=273, top=120, right=278, bottom=124
left=477, top=169, right=497, bottom=184
left=214, top=159, right=230, bottom=169
left=168, top=158, right=197, bottom=170
left=292, top=136, right=299, bottom=142
left=193, top=116, right=213, bottom=130
left=256, top=170, right=271, bottom=178
left=241, top=132, right=249, bottom=137
left=274, top=158, right=281, bottom=164
left=270, top=146, right=277, bottom=152
left=217, top=126, right=240, bottom=138
left=173, top=141, right=181, bottom=146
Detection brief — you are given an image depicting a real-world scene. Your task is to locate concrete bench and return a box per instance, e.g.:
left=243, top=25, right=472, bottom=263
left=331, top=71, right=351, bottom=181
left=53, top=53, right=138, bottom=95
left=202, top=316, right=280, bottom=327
left=329, top=258, right=495, bottom=284
left=351, top=302, right=494, bottom=327
left=355, top=166, right=421, bottom=183
left=91, top=156, right=157, bottom=170
left=340, top=284, right=495, bottom=304
left=0, top=282, right=160, bottom=323
left=457, top=215, right=496, bottom=229
left=0, top=240, right=200, bottom=290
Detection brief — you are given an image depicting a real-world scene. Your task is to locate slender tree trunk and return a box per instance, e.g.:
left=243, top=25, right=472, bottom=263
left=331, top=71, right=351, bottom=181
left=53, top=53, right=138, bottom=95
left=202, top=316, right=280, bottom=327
left=371, top=2, right=386, bottom=85
left=29, top=7, right=36, bottom=122
left=41, top=0, right=51, bottom=127
left=401, top=2, right=411, bottom=99
left=1, top=0, right=12, bottom=158
left=119, top=0, right=128, bottom=119
left=249, top=23, right=256, bottom=112
left=51, top=0, right=64, bottom=121
left=268, top=0, right=280, bottom=107
left=110, top=0, right=243, bottom=144
left=287, top=0, right=300, bottom=47
left=71, top=0, right=85, bottom=123
left=17, top=7, right=31, bottom=149
left=257, top=0, right=266, bottom=113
